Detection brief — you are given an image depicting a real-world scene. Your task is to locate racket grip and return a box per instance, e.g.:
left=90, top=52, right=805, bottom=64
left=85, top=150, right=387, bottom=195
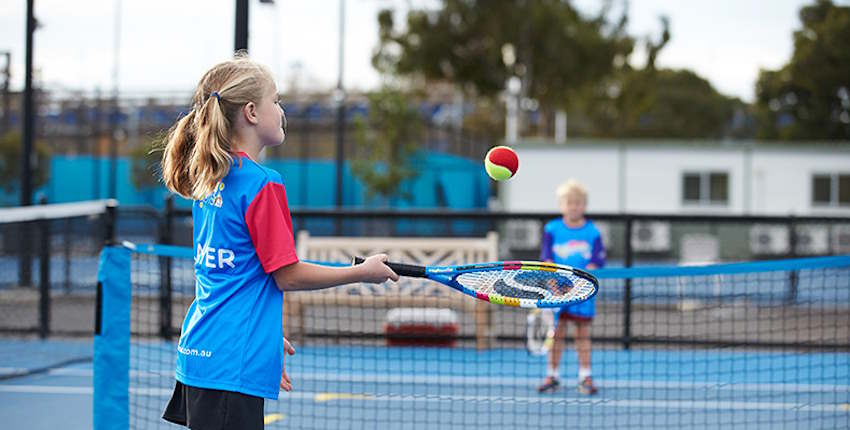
left=352, top=256, right=426, bottom=278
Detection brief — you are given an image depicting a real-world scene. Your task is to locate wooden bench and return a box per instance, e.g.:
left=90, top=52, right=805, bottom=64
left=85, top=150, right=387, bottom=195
left=285, top=231, right=499, bottom=350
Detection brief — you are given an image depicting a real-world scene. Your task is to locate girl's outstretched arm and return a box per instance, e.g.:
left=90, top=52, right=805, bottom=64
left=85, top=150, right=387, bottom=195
left=272, top=254, right=398, bottom=291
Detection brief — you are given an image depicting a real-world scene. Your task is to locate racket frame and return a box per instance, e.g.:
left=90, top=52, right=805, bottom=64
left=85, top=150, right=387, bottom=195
left=353, top=258, right=598, bottom=309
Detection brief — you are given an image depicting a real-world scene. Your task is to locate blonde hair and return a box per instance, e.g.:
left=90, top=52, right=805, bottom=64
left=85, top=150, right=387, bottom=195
left=161, top=54, right=276, bottom=200
left=556, top=179, right=588, bottom=203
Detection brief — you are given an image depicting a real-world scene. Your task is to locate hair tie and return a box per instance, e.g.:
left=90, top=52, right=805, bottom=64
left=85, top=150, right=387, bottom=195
left=210, top=91, right=221, bottom=102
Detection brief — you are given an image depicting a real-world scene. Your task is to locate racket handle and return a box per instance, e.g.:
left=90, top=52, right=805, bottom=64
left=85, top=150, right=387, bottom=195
left=352, top=256, right=426, bottom=278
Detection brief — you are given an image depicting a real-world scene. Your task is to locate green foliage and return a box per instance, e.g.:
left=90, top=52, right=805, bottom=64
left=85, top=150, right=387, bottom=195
left=575, top=16, right=747, bottom=139
left=374, top=5, right=747, bottom=139
left=0, top=132, right=50, bottom=193
left=755, top=0, right=850, bottom=140
left=129, top=134, right=164, bottom=189
left=373, top=0, right=633, bottom=109
left=580, top=68, right=746, bottom=138
left=462, top=98, right=505, bottom=142
left=351, top=88, right=423, bottom=202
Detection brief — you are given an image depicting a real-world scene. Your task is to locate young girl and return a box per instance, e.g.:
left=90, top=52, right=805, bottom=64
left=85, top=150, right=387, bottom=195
left=159, top=55, right=398, bottom=429
left=537, top=179, right=605, bottom=395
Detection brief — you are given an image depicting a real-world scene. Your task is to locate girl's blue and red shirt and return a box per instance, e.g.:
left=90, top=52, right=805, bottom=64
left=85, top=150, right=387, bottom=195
left=176, top=152, right=297, bottom=400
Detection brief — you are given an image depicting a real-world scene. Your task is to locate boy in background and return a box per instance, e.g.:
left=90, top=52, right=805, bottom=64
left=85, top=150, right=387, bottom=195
left=537, top=180, right=605, bottom=395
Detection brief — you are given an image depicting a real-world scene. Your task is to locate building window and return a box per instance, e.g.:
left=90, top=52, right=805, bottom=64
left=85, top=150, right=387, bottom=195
left=812, top=173, right=850, bottom=206
left=682, top=172, right=729, bottom=205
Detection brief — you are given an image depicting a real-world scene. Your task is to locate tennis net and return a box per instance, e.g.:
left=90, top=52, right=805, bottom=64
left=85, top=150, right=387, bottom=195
left=94, top=243, right=850, bottom=429
left=0, top=200, right=118, bottom=382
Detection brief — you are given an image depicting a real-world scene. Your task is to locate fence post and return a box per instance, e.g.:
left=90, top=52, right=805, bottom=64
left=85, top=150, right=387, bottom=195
left=37, top=196, right=50, bottom=338
left=159, top=196, right=174, bottom=340
left=19, top=226, right=33, bottom=288
left=622, top=216, right=633, bottom=350
left=104, top=200, right=117, bottom=245
left=787, top=216, right=799, bottom=304
left=63, top=217, right=71, bottom=293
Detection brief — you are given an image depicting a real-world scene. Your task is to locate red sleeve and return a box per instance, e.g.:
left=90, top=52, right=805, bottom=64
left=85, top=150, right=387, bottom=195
left=245, top=182, right=299, bottom=273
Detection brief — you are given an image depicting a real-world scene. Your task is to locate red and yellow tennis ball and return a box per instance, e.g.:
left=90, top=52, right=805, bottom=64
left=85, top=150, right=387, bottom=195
left=484, top=146, right=519, bottom=181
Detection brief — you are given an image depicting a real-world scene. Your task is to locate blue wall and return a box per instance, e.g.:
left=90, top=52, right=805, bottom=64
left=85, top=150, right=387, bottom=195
left=4, top=152, right=491, bottom=210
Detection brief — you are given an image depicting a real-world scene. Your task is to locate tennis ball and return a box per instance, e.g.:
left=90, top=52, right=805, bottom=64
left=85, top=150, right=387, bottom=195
left=484, top=146, right=519, bottom=181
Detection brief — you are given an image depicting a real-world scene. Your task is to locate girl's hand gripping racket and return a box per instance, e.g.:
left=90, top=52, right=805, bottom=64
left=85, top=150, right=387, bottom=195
left=352, top=258, right=598, bottom=308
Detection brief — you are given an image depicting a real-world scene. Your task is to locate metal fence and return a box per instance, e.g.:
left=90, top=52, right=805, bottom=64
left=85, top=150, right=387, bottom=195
left=158, top=200, right=850, bottom=351
left=1, top=198, right=848, bottom=350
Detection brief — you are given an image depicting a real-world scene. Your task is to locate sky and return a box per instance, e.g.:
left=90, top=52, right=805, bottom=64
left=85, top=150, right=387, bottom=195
left=0, top=0, right=846, bottom=102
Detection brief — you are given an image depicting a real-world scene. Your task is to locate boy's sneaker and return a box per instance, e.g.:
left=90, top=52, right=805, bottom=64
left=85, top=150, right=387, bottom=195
left=537, top=376, right=561, bottom=393
left=577, top=376, right=598, bottom=395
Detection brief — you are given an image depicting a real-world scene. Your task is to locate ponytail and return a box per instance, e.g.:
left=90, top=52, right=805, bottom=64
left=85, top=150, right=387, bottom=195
left=190, top=94, right=233, bottom=200
left=161, top=110, right=198, bottom=199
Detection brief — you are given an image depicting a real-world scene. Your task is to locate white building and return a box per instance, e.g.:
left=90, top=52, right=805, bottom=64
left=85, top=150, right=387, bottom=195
left=502, top=140, right=850, bottom=217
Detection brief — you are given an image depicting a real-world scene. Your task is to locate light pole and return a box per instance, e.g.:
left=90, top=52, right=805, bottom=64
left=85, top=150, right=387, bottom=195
left=235, top=0, right=249, bottom=52
left=502, top=44, right=519, bottom=145
left=20, top=0, right=37, bottom=287
left=109, top=0, right=122, bottom=200
left=505, top=77, right=520, bottom=145
left=335, top=0, right=346, bottom=215
left=235, top=0, right=276, bottom=53
left=21, top=0, right=36, bottom=207
left=1, top=51, right=10, bottom=136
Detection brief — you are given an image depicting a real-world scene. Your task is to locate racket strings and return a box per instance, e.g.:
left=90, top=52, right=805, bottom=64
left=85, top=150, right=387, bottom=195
left=455, top=269, right=595, bottom=303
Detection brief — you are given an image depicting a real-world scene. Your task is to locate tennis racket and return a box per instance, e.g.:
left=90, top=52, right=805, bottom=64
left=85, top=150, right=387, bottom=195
left=526, top=309, right=556, bottom=356
left=352, top=258, right=598, bottom=308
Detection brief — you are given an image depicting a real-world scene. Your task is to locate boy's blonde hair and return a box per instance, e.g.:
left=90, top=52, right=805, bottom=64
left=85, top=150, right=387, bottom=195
left=556, top=179, right=588, bottom=203
left=161, top=53, right=276, bottom=200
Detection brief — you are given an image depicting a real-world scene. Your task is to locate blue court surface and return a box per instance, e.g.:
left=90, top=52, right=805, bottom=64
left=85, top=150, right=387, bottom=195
left=1, top=340, right=847, bottom=429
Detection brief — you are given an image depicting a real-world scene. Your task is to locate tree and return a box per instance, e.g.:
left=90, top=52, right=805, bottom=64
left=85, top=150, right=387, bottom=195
left=0, top=132, right=50, bottom=198
left=373, top=0, right=633, bottom=110
left=350, top=87, right=423, bottom=202
left=755, top=0, right=850, bottom=140
left=129, top=134, right=163, bottom=190
left=577, top=68, right=747, bottom=138
left=559, top=16, right=747, bottom=139
left=375, top=5, right=748, bottom=139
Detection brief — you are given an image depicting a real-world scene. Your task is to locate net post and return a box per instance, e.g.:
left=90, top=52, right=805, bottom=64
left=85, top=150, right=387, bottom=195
left=159, top=195, right=174, bottom=340
left=622, top=216, right=633, bottom=350
left=38, top=195, right=50, bottom=339
left=93, top=245, right=131, bottom=430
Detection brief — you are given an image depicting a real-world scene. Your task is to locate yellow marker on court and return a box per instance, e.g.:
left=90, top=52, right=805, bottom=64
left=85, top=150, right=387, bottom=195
left=314, top=393, right=373, bottom=402
left=263, top=413, right=285, bottom=424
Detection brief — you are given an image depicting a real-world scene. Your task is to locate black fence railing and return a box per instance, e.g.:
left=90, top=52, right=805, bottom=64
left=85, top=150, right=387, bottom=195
left=153, top=198, right=850, bottom=351
left=0, top=199, right=118, bottom=338
left=3, top=198, right=848, bottom=350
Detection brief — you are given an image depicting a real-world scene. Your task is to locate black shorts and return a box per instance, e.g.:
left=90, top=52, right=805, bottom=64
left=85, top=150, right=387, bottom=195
left=162, top=381, right=264, bottom=430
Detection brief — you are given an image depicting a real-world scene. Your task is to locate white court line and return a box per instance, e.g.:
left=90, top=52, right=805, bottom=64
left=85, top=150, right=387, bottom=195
left=0, top=384, right=847, bottom=413
left=2, top=368, right=849, bottom=393
left=294, top=372, right=850, bottom=393
left=0, top=385, right=92, bottom=395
